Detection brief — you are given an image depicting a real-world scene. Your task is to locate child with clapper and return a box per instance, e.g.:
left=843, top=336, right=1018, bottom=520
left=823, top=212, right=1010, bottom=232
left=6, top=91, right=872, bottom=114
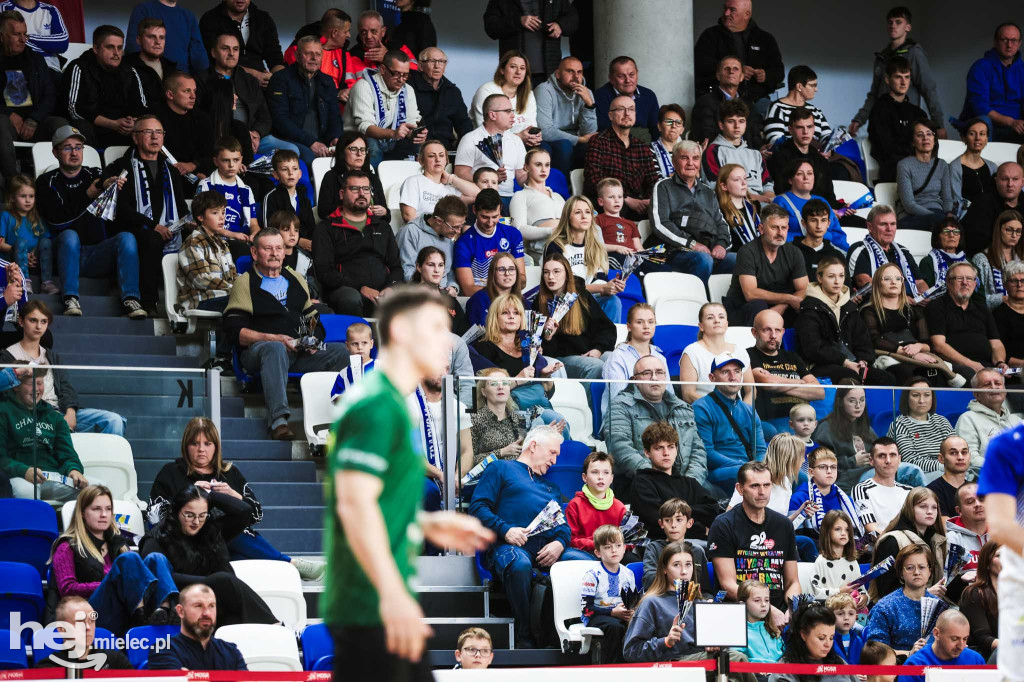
left=827, top=591, right=866, bottom=663
left=330, top=323, right=375, bottom=403
left=810, top=510, right=866, bottom=603
left=580, top=524, right=636, bottom=663
left=0, top=175, right=55, bottom=294
left=623, top=541, right=701, bottom=662
left=736, top=580, right=784, bottom=663
left=789, top=446, right=865, bottom=553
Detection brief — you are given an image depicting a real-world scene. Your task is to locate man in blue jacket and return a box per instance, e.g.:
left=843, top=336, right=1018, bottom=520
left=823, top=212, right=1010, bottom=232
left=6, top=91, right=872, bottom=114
left=961, top=22, right=1024, bottom=143
left=693, top=353, right=767, bottom=498
left=148, top=584, right=248, bottom=671
left=897, top=611, right=985, bottom=682
left=267, top=36, right=341, bottom=170
left=469, top=424, right=593, bottom=648
left=594, top=56, right=659, bottom=142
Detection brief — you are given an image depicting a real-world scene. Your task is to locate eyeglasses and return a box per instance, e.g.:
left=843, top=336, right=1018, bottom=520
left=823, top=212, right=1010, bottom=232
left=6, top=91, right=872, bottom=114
left=491, top=108, right=514, bottom=115
left=462, top=647, right=492, bottom=657
left=661, top=119, right=684, bottom=127
left=940, top=228, right=961, bottom=235
left=634, top=369, right=668, bottom=379
left=914, top=131, right=935, bottom=139
left=998, top=36, right=1022, bottom=44
left=881, top=275, right=904, bottom=283
left=135, top=129, right=165, bottom=136
left=610, top=106, right=636, bottom=114
left=905, top=564, right=931, bottom=573
left=814, top=464, right=838, bottom=472
left=58, top=144, right=84, bottom=153
left=421, top=58, right=448, bottom=66
left=1004, top=227, right=1024, bottom=236
left=181, top=512, right=209, bottom=521
left=1007, top=278, right=1024, bottom=286
left=346, top=146, right=368, bottom=155
left=495, top=266, right=517, bottom=274
left=947, top=275, right=973, bottom=283
left=347, top=186, right=373, bottom=194
left=382, top=65, right=410, bottom=81
left=486, top=381, right=511, bottom=389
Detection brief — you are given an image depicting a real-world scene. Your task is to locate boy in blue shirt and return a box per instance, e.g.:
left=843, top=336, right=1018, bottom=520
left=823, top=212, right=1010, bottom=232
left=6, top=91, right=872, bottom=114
left=789, top=447, right=864, bottom=552
left=330, top=322, right=374, bottom=403
left=197, top=137, right=258, bottom=259
left=581, top=524, right=635, bottom=663
left=897, top=611, right=984, bottom=682
left=453, top=188, right=524, bottom=296
left=827, top=592, right=865, bottom=663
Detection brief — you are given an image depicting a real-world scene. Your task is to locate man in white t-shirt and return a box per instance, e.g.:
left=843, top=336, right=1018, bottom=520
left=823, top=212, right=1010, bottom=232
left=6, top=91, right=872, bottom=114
left=851, top=437, right=912, bottom=534
left=453, top=93, right=527, bottom=208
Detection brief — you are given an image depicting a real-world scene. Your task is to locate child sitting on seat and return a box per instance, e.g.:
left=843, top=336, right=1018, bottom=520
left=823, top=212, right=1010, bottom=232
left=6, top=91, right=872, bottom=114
left=581, top=525, right=636, bottom=663
left=827, top=591, right=867, bottom=663
left=789, top=447, right=865, bottom=557
left=566, top=451, right=640, bottom=561
left=641, top=498, right=710, bottom=593
left=330, top=322, right=375, bottom=402
left=177, top=190, right=237, bottom=314
left=810, top=510, right=866, bottom=603
left=736, top=579, right=783, bottom=663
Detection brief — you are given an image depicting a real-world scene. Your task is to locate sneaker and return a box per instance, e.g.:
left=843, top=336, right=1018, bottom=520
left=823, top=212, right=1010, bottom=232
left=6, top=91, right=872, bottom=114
left=270, top=423, right=295, bottom=440
left=121, top=297, right=147, bottom=319
left=63, top=296, right=82, bottom=316
left=41, top=280, right=60, bottom=295
left=292, top=558, right=326, bottom=582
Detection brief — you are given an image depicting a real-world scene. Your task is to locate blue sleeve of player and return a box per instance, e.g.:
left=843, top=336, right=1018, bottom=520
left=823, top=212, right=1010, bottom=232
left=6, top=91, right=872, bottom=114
left=453, top=232, right=472, bottom=268
left=978, top=425, right=1024, bottom=498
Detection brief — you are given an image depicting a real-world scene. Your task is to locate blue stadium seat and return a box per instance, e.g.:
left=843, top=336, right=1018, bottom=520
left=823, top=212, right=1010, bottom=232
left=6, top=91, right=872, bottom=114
left=123, top=625, right=178, bottom=669
left=0, top=499, right=58, bottom=578
left=0, top=629, right=27, bottom=670
left=652, top=324, right=699, bottom=377
left=626, top=561, right=643, bottom=588
left=936, top=390, right=972, bottom=421
left=706, top=560, right=716, bottom=592
left=235, top=255, right=252, bottom=275
left=543, top=465, right=583, bottom=503
left=558, top=439, right=591, bottom=469
left=0, top=562, right=45, bottom=640
left=781, top=328, right=798, bottom=352
left=512, top=167, right=569, bottom=199
left=607, top=272, right=645, bottom=323
left=589, top=382, right=605, bottom=439
left=301, top=623, right=334, bottom=671
left=320, top=314, right=371, bottom=344
left=475, top=550, right=492, bottom=583
left=872, top=410, right=894, bottom=438
left=33, top=625, right=115, bottom=665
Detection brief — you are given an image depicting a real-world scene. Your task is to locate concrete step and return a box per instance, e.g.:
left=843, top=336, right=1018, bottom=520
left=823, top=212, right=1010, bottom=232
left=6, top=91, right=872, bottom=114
left=54, top=333, right=177, bottom=356
left=134, top=459, right=317, bottom=483
left=140, top=480, right=320, bottom=504
left=27, top=276, right=115, bottom=297
left=59, top=352, right=198, bottom=369
left=131, top=437, right=293, bottom=460
left=260, top=506, right=324, bottom=529
left=79, top=395, right=244, bottom=418
left=125, top=416, right=275, bottom=441
left=257, top=528, right=323, bottom=554
left=30, top=294, right=124, bottom=317
left=71, top=375, right=211, bottom=397
left=50, top=316, right=156, bottom=336
left=417, top=555, right=480, bottom=587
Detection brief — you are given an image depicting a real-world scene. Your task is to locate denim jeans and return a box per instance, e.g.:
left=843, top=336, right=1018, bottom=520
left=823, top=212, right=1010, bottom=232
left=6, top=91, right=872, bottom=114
left=556, top=353, right=607, bottom=380
left=594, top=292, right=622, bottom=324
left=88, top=552, right=178, bottom=635
left=257, top=134, right=300, bottom=157
left=227, top=531, right=291, bottom=563
left=668, top=249, right=736, bottom=286
left=11, top=478, right=104, bottom=502
left=485, top=540, right=593, bottom=644
left=75, top=408, right=126, bottom=436
left=15, top=237, right=53, bottom=283
left=55, top=230, right=140, bottom=300
left=366, top=136, right=402, bottom=171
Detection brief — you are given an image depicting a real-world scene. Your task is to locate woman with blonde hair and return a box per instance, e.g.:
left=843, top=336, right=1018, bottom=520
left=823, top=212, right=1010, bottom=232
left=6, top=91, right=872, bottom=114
left=461, top=367, right=528, bottom=473
left=51, top=484, right=178, bottom=633
left=510, top=148, right=565, bottom=255
left=869, top=486, right=948, bottom=601
left=679, top=301, right=754, bottom=404
left=729, top=433, right=804, bottom=517
left=716, top=164, right=761, bottom=249
left=545, top=194, right=622, bottom=322
left=470, top=49, right=541, bottom=146
left=147, top=417, right=325, bottom=581
left=601, top=302, right=665, bottom=409
left=398, top=140, right=479, bottom=223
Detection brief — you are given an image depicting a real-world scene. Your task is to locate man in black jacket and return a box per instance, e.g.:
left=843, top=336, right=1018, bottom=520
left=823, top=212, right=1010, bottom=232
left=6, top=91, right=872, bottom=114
left=158, top=71, right=215, bottom=187
left=482, top=0, right=577, bottom=82
left=124, top=18, right=176, bottom=113
left=199, top=0, right=285, bottom=88
left=223, top=227, right=347, bottom=439
left=868, top=56, right=927, bottom=183
left=691, top=56, right=763, bottom=148
left=768, top=107, right=836, bottom=202
left=62, top=25, right=148, bottom=148
left=402, top=46, right=473, bottom=153
left=36, top=596, right=133, bottom=671
left=0, top=10, right=65, bottom=181
left=693, top=0, right=784, bottom=105
left=313, top=170, right=401, bottom=316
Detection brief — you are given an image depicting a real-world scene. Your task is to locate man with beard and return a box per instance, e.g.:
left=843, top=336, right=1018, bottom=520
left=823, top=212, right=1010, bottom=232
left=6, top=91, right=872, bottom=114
left=148, top=584, right=247, bottom=670
left=312, top=171, right=401, bottom=316
left=747, top=309, right=823, bottom=434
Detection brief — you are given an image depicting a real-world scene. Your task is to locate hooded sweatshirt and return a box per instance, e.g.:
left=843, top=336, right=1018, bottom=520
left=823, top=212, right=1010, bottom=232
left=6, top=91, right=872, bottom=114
left=0, top=395, right=82, bottom=480
left=945, top=516, right=988, bottom=571
left=855, top=39, right=944, bottom=126
left=396, top=216, right=457, bottom=291
left=623, top=593, right=700, bottom=662
left=701, top=134, right=773, bottom=195
left=534, top=73, right=598, bottom=145
left=962, top=47, right=1024, bottom=121
left=796, top=283, right=875, bottom=368
left=738, top=620, right=784, bottom=664
left=955, top=399, right=1022, bottom=468
left=565, top=489, right=627, bottom=552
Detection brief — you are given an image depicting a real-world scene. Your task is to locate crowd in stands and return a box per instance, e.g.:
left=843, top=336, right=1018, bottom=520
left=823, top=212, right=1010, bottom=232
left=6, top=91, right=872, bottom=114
left=2, top=0, right=1024, bottom=673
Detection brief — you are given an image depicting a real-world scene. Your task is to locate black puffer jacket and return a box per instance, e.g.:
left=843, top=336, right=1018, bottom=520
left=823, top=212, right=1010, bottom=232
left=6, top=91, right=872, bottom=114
left=795, top=284, right=874, bottom=367
left=693, top=18, right=784, bottom=101
left=483, top=0, right=578, bottom=76
left=312, top=210, right=402, bottom=295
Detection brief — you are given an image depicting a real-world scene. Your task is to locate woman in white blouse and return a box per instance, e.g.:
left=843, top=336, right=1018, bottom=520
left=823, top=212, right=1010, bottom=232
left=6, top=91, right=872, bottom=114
left=399, top=140, right=479, bottom=223
left=470, top=50, right=542, bottom=148
left=679, top=301, right=754, bottom=404
left=510, top=148, right=565, bottom=255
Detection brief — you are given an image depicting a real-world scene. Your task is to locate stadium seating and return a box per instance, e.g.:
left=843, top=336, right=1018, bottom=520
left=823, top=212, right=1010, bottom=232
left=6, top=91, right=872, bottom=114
left=983, top=141, right=1020, bottom=166
left=162, top=253, right=223, bottom=334
left=0, top=499, right=58, bottom=579
left=70, top=433, right=146, bottom=509
left=570, top=169, right=583, bottom=196
left=377, top=160, right=421, bottom=196
left=899, top=230, right=933, bottom=261
left=319, top=314, right=370, bottom=343
left=643, top=272, right=707, bottom=307
left=301, top=371, right=342, bottom=452
left=0, top=562, right=45, bottom=637
left=610, top=272, right=645, bottom=322
left=0, top=630, right=27, bottom=670
left=214, top=624, right=302, bottom=671
left=524, top=265, right=542, bottom=291
left=652, top=324, right=700, bottom=376
left=32, top=141, right=101, bottom=177
left=936, top=139, right=967, bottom=163
left=873, top=182, right=897, bottom=209
left=845, top=227, right=869, bottom=244
left=311, top=157, right=332, bottom=218
left=655, top=299, right=705, bottom=325
left=626, top=561, right=643, bottom=587
left=229, top=560, right=307, bottom=632
left=61, top=499, right=145, bottom=545
left=707, top=274, right=731, bottom=304
left=300, top=623, right=334, bottom=671
left=832, top=180, right=874, bottom=219
left=550, top=381, right=598, bottom=447
left=636, top=219, right=652, bottom=243
left=723, top=326, right=754, bottom=349
left=614, top=323, right=628, bottom=345
left=513, top=167, right=570, bottom=199
left=124, top=624, right=179, bottom=669
left=860, top=138, right=879, bottom=185
left=797, top=561, right=816, bottom=590
left=103, top=146, right=129, bottom=167
left=389, top=208, right=403, bottom=235
left=550, top=560, right=604, bottom=658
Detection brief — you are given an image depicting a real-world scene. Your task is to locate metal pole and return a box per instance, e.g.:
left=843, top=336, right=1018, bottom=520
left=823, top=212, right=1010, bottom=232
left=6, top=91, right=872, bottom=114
left=205, top=368, right=222, bottom=435
left=441, top=375, right=458, bottom=516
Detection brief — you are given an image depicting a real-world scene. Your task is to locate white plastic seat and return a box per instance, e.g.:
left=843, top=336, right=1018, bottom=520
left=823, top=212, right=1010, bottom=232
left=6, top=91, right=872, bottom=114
left=899, top=230, right=933, bottom=262
left=860, top=137, right=879, bottom=185
left=707, top=274, right=731, bottom=304
left=32, top=141, right=100, bottom=178
left=654, top=299, right=704, bottom=325
left=873, top=182, right=897, bottom=209
left=389, top=208, right=403, bottom=235
left=636, top=219, right=652, bottom=243
left=936, top=139, right=967, bottom=163
left=832, top=180, right=874, bottom=219
left=69, top=433, right=145, bottom=509
left=214, top=624, right=301, bottom=670
left=723, top=326, right=754, bottom=352
left=643, top=272, right=707, bottom=307
left=797, top=561, right=817, bottom=591
left=570, top=168, right=584, bottom=196
left=62, top=43, right=90, bottom=67
left=550, top=380, right=597, bottom=447
left=983, top=141, right=1020, bottom=166
left=377, top=160, right=421, bottom=196
left=62, top=499, right=144, bottom=542
left=551, top=560, right=604, bottom=656
left=161, top=253, right=222, bottom=334
left=311, top=157, right=332, bottom=218
left=614, top=323, right=628, bottom=346
left=845, top=227, right=869, bottom=244
left=103, top=145, right=128, bottom=167
left=524, top=265, right=542, bottom=291
left=300, top=371, right=341, bottom=450
left=230, top=560, right=307, bottom=632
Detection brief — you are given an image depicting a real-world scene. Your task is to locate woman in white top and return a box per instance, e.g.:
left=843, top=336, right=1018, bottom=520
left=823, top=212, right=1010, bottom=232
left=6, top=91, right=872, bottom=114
left=680, top=301, right=754, bottom=404
left=399, top=140, right=479, bottom=223
left=601, top=302, right=665, bottom=412
left=470, top=50, right=542, bottom=147
left=729, top=433, right=804, bottom=519
left=510, top=148, right=565, bottom=251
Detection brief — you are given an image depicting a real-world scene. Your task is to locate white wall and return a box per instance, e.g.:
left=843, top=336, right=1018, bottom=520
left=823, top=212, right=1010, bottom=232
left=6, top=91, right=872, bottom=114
left=86, top=1, right=1015, bottom=132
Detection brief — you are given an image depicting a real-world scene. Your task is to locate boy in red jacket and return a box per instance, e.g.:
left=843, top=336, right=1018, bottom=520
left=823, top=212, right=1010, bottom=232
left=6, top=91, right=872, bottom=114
left=566, top=451, right=642, bottom=563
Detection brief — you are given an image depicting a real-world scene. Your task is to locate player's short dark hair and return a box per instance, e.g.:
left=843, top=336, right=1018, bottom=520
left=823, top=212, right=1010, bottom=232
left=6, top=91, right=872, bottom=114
left=790, top=106, right=815, bottom=126
left=582, top=450, right=614, bottom=473
left=788, top=65, right=817, bottom=90
left=93, top=25, right=124, bottom=46
left=801, top=198, right=831, bottom=221
left=377, top=285, right=449, bottom=348
left=344, top=170, right=370, bottom=187
left=886, top=56, right=911, bottom=77
left=268, top=210, right=300, bottom=230
left=658, top=498, right=691, bottom=520
left=191, top=190, right=228, bottom=219
left=719, top=99, right=749, bottom=122
left=474, top=188, right=502, bottom=213
left=138, top=17, right=165, bottom=35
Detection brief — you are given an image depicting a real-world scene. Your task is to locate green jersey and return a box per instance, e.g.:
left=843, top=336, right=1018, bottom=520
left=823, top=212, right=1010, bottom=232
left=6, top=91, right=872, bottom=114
left=322, top=371, right=425, bottom=626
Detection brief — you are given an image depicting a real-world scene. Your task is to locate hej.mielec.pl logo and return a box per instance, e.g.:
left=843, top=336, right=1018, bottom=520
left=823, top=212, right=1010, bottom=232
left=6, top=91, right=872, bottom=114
left=9, top=609, right=171, bottom=670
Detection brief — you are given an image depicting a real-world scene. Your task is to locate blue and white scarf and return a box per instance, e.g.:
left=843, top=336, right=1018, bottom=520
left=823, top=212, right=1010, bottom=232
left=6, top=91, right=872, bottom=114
left=994, top=266, right=1005, bottom=295
left=864, top=234, right=915, bottom=296
left=652, top=139, right=674, bottom=178
left=928, top=249, right=965, bottom=287
left=367, top=69, right=407, bottom=130
left=130, top=149, right=180, bottom=254
left=731, top=199, right=760, bottom=245
left=806, top=479, right=865, bottom=538
left=414, top=386, right=444, bottom=493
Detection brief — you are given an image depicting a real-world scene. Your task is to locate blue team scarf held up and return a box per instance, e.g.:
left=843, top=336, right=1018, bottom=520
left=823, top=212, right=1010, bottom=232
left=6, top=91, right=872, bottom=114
left=652, top=139, right=674, bottom=178
left=414, top=386, right=443, bottom=477
left=864, top=234, right=915, bottom=297
left=368, top=69, right=407, bottom=130
left=993, top=266, right=1005, bottom=295
left=928, top=249, right=965, bottom=287
left=807, top=479, right=865, bottom=538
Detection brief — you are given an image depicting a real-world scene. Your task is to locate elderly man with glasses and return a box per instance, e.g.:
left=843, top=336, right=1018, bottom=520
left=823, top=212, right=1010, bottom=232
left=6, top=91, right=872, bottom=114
left=404, top=47, right=473, bottom=154
left=345, top=49, right=427, bottom=170
left=102, top=113, right=188, bottom=317
left=605, top=354, right=709, bottom=502
left=454, top=94, right=527, bottom=209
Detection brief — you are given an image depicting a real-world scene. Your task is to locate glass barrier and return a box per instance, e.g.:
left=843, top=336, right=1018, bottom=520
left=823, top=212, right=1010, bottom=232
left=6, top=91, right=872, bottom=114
left=0, top=363, right=214, bottom=508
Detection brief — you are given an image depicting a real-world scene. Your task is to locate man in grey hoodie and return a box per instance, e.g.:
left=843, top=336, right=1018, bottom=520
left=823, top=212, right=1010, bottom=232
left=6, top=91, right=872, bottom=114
left=395, top=195, right=467, bottom=293
left=535, top=56, right=597, bottom=180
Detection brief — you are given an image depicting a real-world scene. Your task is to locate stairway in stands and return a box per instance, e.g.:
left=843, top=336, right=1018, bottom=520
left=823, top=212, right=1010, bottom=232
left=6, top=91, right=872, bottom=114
left=27, top=275, right=323, bottom=557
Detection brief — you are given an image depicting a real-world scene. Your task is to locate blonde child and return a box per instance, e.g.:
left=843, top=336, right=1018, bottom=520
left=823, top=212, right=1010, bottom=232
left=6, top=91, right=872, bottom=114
left=857, top=639, right=896, bottom=679
left=736, top=580, right=783, bottom=663
left=581, top=524, right=636, bottom=663
left=330, top=322, right=374, bottom=402
left=623, top=541, right=700, bottom=662
left=810, top=511, right=866, bottom=606
left=0, top=174, right=55, bottom=294
left=827, top=591, right=867, bottom=664
left=594, top=178, right=642, bottom=259
left=789, top=447, right=865, bottom=549
left=789, top=402, right=819, bottom=470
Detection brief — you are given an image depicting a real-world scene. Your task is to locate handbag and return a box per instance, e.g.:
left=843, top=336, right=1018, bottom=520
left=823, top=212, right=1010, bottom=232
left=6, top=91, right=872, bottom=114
left=709, top=391, right=754, bottom=460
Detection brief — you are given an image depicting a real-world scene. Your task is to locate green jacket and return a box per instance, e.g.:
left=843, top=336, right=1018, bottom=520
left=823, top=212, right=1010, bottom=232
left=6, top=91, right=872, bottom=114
left=0, top=395, right=82, bottom=479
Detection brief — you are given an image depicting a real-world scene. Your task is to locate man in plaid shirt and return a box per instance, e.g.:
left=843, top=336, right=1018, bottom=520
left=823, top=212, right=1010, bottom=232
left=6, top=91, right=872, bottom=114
left=583, top=94, right=660, bottom=221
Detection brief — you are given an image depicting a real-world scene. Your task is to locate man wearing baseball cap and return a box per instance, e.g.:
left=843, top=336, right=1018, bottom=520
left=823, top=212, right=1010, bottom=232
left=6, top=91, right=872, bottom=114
left=693, top=352, right=767, bottom=497
left=36, top=125, right=144, bottom=318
